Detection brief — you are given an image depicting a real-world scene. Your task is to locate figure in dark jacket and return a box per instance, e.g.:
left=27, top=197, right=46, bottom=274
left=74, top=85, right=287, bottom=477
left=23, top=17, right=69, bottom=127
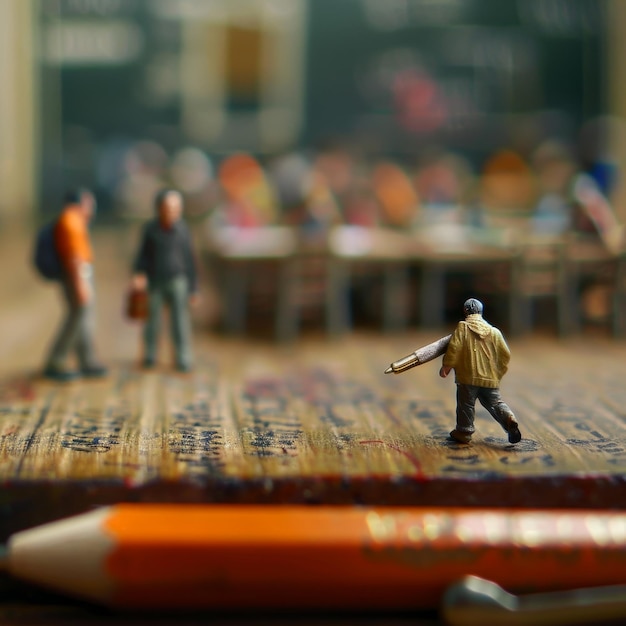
left=132, top=189, right=198, bottom=371
left=440, top=298, right=521, bottom=445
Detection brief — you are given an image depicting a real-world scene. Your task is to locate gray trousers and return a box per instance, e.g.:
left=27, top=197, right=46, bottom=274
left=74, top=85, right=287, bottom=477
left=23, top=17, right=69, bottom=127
left=46, top=271, right=97, bottom=370
left=455, top=384, right=515, bottom=435
left=144, top=275, right=192, bottom=368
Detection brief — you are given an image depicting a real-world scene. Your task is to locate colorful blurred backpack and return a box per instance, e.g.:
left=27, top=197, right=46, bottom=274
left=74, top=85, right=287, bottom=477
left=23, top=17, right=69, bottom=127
left=34, top=221, right=63, bottom=280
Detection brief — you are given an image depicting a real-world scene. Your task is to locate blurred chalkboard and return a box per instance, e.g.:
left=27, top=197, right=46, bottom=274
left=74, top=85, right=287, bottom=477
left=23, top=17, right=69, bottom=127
left=37, top=0, right=607, bottom=211
left=305, top=0, right=606, bottom=158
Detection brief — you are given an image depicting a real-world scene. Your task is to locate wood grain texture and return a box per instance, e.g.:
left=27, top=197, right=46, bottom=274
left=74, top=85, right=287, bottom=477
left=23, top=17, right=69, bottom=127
left=1, top=223, right=626, bottom=538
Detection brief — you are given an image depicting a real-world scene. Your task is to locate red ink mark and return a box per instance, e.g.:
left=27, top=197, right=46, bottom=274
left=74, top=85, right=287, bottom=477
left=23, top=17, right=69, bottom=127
left=244, top=378, right=285, bottom=398
left=0, top=376, right=36, bottom=403
left=18, top=379, right=36, bottom=402
left=359, top=439, right=425, bottom=480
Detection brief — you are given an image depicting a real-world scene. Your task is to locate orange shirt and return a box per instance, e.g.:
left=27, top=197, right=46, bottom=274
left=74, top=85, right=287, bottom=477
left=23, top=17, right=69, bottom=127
left=55, top=206, right=93, bottom=267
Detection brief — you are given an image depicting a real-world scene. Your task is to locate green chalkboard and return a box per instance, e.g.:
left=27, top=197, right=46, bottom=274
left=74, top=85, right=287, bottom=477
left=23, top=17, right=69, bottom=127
left=37, top=0, right=606, bottom=211
left=304, top=0, right=606, bottom=158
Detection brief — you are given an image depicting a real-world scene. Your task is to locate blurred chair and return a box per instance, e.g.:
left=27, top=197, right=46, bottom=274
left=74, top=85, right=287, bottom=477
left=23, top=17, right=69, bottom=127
left=509, top=235, right=569, bottom=336
left=207, top=225, right=298, bottom=341
left=274, top=248, right=330, bottom=341
left=326, top=226, right=414, bottom=336
left=564, top=234, right=620, bottom=335
left=612, top=253, right=626, bottom=338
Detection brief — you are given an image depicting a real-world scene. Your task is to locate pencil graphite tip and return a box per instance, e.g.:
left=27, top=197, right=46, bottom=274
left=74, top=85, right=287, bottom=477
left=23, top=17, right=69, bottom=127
left=384, top=366, right=393, bottom=375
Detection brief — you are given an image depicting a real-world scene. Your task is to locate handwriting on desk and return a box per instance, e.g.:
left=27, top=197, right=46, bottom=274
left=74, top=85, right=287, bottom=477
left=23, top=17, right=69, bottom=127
left=61, top=407, right=125, bottom=453
left=1, top=364, right=625, bottom=488
left=167, top=400, right=227, bottom=477
left=240, top=377, right=303, bottom=458
left=547, top=399, right=626, bottom=466
left=566, top=422, right=626, bottom=465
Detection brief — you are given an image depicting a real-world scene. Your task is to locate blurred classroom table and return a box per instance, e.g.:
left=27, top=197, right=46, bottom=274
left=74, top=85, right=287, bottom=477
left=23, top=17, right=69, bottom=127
left=206, top=222, right=626, bottom=342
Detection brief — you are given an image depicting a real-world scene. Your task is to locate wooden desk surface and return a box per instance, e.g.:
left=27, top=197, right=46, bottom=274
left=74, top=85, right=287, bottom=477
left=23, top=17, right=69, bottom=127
left=1, top=223, right=626, bottom=539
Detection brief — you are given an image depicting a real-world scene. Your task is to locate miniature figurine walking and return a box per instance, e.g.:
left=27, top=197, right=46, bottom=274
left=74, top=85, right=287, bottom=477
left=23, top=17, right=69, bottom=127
left=439, top=298, right=521, bottom=445
left=43, top=189, right=107, bottom=381
left=131, top=189, right=198, bottom=372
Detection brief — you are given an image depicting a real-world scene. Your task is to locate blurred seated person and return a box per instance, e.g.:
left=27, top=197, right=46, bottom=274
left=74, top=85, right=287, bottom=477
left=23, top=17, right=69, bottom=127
left=269, top=152, right=341, bottom=240
left=479, top=149, right=536, bottom=229
left=313, top=146, right=356, bottom=206
left=298, top=169, right=341, bottom=239
left=371, top=161, right=419, bottom=229
left=579, top=116, right=626, bottom=197
left=571, top=172, right=624, bottom=252
left=342, top=176, right=380, bottom=227
left=115, top=140, right=168, bottom=218
left=169, top=147, right=218, bottom=219
left=269, top=152, right=311, bottom=218
left=530, top=140, right=578, bottom=236
left=215, top=153, right=278, bottom=228
left=414, top=151, right=474, bottom=207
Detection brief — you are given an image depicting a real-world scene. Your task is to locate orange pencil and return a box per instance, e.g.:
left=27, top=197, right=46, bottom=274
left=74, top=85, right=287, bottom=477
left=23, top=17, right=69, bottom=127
left=4, top=504, right=626, bottom=610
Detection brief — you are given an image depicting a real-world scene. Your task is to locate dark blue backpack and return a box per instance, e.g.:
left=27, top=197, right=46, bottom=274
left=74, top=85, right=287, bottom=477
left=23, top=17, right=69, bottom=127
left=34, top=222, right=63, bottom=280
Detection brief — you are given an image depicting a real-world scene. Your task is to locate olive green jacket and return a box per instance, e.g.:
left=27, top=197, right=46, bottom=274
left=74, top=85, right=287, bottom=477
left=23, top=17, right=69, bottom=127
left=442, top=314, right=510, bottom=388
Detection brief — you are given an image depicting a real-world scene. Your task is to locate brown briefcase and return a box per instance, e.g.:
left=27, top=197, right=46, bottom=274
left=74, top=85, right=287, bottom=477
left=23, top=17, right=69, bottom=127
left=125, top=287, right=148, bottom=321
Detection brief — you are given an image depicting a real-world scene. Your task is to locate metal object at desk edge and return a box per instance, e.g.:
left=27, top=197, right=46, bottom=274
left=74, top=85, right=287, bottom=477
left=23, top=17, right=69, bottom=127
left=442, top=575, right=626, bottom=626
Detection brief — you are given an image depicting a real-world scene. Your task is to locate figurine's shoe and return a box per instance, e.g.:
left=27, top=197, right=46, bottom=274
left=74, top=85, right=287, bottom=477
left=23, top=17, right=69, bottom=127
left=43, top=367, right=80, bottom=382
left=142, top=358, right=155, bottom=369
left=176, top=363, right=192, bottom=373
left=506, top=418, right=522, bottom=444
left=449, top=429, right=472, bottom=444
left=81, top=364, right=108, bottom=378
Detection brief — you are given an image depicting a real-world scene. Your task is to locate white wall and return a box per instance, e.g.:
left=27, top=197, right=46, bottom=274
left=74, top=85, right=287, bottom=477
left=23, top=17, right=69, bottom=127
left=0, top=0, right=36, bottom=219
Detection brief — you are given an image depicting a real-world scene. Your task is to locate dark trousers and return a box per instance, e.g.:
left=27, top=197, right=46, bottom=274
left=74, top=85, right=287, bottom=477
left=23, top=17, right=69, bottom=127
left=144, top=275, right=192, bottom=369
left=455, top=384, right=515, bottom=435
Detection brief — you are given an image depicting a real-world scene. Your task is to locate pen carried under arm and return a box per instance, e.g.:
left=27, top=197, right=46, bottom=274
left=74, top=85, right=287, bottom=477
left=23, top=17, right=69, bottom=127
left=384, top=333, right=452, bottom=374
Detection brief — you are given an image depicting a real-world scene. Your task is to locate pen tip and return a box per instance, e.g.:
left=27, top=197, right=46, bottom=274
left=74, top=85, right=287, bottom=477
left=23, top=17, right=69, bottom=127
left=384, top=367, right=393, bottom=374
